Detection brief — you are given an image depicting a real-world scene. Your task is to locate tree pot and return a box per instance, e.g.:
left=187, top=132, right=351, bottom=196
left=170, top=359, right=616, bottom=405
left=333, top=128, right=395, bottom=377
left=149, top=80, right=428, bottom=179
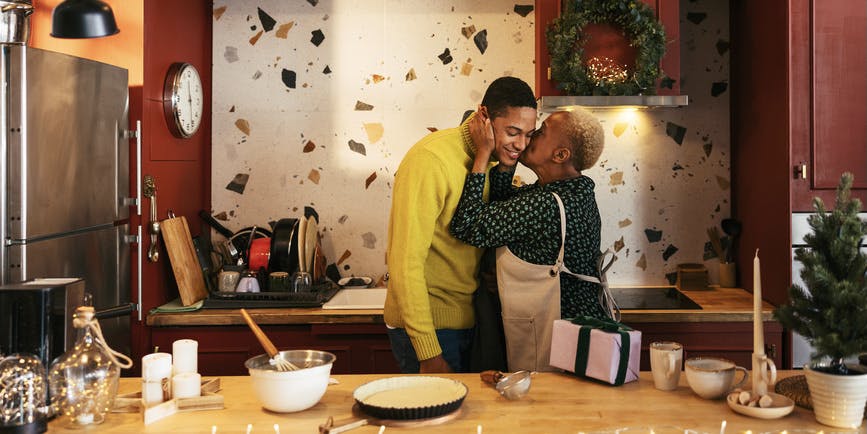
left=804, top=363, right=867, bottom=429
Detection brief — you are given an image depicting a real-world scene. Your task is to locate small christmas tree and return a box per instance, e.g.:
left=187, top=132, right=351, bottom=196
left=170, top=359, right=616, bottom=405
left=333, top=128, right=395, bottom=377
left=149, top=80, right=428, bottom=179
left=774, top=172, right=867, bottom=375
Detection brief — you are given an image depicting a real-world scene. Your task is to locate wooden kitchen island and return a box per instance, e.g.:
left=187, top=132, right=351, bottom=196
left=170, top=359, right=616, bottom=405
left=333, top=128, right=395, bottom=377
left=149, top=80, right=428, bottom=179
left=145, top=287, right=787, bottom=374
left=49, top=371, right=846, bottom=433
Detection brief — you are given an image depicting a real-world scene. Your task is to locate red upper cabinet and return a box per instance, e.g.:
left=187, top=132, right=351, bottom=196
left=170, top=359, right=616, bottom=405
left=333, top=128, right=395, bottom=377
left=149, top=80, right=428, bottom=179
left=534, top=0, right=681, bottom=97
left=732, top=0, right=867, bottom=309
left=789, top=0, right=867, bottom=211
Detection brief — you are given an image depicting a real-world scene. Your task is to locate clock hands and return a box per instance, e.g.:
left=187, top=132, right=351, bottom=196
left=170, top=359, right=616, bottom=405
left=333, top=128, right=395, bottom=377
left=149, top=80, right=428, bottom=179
left=186, top=80, right=193, bottom=121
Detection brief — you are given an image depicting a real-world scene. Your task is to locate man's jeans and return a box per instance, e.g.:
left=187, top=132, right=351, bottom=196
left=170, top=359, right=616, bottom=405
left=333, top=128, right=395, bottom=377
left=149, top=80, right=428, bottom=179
left=387, top=327, right=471, bottom=373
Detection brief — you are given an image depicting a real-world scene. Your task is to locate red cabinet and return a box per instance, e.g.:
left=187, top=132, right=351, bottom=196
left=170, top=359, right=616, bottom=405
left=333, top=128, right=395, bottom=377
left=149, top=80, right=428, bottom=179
left=534, top=0, right=681, bottom=97
left=150, top=324, right=401, bottom=376
left=732, top=0, right=867, bottom=367
left=732, top=0, right=867, bottom=307
left=789, top=0, right=867, bottom=210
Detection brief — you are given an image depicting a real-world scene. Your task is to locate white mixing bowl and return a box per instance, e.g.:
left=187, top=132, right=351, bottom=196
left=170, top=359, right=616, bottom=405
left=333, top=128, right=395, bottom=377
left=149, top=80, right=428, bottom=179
left=244, top=350, right=336, bottom=412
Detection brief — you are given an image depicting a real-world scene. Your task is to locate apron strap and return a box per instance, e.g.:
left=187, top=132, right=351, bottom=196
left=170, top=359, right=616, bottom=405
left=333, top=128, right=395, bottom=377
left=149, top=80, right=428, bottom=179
left=596, top=250, right=620, bottom=321
left=550, top=192, right=568, bottom=277
left=550, top=193, right=620, bottom=321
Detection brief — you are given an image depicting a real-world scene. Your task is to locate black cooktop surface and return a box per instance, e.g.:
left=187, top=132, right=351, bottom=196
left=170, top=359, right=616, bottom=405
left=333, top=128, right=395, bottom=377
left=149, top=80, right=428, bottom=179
left=609, top=286, right=701, bottom=310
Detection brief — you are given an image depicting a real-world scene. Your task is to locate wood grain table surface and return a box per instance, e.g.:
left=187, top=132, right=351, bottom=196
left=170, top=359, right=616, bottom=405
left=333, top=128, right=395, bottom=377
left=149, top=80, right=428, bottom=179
left=46, top=371, right=854, bottom=433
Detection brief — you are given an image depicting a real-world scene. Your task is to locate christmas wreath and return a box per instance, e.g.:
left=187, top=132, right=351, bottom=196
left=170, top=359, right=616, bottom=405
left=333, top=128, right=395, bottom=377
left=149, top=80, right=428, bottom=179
left=546, top=0, right=667, bottom=96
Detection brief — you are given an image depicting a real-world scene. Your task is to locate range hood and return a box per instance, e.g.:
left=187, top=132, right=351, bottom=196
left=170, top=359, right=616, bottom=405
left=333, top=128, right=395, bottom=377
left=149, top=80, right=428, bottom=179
left=538, top=94, right=689, bottom=111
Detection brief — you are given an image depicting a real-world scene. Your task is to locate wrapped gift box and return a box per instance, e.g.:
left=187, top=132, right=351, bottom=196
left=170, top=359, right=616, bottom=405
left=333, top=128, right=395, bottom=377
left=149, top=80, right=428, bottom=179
left=549, top=318, right=641, bottom=386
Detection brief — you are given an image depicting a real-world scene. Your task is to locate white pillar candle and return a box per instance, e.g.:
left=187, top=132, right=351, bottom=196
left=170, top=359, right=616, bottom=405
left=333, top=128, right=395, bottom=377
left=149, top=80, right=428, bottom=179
left=172, top=372, right=201, bottom=399
left=753, top=249, right=764, bottom=354
left=172, top=339, right=198, bottom=375
left=141, top=352, right=172, bottom=405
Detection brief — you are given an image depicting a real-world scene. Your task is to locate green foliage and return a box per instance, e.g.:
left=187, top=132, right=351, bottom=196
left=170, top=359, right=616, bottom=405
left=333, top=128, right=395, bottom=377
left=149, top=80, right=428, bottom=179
left=546, top=0, right=666, bottom=96
left=774, top=173, right=867, bottom=372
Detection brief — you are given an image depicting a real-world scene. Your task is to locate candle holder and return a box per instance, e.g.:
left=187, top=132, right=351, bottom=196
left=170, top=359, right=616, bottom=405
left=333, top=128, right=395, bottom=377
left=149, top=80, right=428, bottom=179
left=112, top=377, right=224, bottom=425
left=751, top=352, right=777, bottom=396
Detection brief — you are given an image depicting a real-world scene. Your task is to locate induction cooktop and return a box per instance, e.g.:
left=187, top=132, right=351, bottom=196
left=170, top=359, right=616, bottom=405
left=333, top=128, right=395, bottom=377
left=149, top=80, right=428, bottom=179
left=609, top=286, right=702, bottom=310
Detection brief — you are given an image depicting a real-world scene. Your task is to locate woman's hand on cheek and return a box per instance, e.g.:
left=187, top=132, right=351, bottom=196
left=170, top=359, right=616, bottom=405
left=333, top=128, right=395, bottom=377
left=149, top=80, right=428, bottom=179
left=470, top=109, right=496, bottom=173
left=469, top=108, right=495, bottom=155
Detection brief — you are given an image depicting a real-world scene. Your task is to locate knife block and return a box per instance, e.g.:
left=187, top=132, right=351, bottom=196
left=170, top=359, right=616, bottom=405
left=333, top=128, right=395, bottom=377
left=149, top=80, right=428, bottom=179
left=161, top=216, right=209, bottom=306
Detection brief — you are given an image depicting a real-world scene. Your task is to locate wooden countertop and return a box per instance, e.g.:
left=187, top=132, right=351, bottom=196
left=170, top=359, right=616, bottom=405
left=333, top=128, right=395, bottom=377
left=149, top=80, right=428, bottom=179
left=147, top=287, right=777, bottom=327
left=48, top=371, right=831, bottom=433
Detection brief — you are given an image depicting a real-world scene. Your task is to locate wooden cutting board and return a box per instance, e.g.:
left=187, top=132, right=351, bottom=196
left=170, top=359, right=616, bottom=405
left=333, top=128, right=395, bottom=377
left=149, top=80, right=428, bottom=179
left=161, top=216, right=208, bottom=306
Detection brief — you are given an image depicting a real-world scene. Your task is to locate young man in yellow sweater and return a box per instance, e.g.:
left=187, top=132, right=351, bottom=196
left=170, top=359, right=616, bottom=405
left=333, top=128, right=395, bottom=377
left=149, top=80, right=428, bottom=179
left=384, top=77, right=537, bottom=373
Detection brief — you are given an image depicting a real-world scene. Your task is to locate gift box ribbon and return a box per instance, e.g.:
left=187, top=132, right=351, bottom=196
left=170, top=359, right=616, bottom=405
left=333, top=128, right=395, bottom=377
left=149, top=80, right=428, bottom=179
left=569, top=316, right=633, bottom=385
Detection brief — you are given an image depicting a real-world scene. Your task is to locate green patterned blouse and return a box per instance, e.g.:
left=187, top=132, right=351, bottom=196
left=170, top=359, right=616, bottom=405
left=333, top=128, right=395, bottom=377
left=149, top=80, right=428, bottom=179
left=450, top=169, right=606, bottom=319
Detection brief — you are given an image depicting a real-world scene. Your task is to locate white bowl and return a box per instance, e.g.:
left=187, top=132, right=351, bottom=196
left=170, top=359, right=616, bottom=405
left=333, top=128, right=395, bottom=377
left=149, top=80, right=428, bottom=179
left=245, top=350, right=336, bottom=413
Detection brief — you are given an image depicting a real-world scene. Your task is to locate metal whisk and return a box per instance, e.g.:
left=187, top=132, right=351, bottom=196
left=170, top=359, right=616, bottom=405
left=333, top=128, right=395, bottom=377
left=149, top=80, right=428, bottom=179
left=240, top=308, right=299, bottom=371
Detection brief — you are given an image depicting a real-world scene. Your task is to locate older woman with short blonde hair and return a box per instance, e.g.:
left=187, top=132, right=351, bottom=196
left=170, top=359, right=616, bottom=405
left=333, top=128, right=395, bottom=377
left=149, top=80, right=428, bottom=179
left=450, top=108, right=607, bottom=372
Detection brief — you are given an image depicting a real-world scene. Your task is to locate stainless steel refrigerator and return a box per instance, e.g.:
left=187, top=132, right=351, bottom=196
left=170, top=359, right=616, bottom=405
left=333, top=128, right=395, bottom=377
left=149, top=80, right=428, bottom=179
left=0, top=45, right=135, bottom=357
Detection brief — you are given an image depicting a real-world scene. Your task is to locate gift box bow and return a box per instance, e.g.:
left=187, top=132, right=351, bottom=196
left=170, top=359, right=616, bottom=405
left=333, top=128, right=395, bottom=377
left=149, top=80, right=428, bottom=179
left=569, top=316, right=634, bottom=386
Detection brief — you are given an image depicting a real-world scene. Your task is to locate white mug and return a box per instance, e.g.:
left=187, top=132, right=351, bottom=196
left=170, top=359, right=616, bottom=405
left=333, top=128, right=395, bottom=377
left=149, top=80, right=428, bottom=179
left=684, top=357, right=749, bottom=399
left=650, top=341, right=683, bottom=391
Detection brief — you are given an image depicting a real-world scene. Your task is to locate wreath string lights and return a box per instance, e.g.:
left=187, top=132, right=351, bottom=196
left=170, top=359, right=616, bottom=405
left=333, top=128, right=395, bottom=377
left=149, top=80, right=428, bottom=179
left=546, top=0, right=667, bottom=96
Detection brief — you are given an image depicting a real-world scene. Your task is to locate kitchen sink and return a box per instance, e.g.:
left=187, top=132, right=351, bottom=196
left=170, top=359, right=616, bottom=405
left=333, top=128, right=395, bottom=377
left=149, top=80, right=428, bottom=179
left=322, top=288, right=387, bottom=309
left=609, top=286, right=701, bottom=310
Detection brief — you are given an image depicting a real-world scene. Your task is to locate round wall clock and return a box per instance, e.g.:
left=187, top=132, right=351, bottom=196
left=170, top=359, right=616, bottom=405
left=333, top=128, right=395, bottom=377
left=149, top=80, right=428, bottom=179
left=163, top=62, right=203, bottom=138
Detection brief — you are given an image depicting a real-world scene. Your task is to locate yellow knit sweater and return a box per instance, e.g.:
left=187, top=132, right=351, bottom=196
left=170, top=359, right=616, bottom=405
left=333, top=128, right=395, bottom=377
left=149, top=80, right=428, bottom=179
left=384, top=117, right=491, bottom=361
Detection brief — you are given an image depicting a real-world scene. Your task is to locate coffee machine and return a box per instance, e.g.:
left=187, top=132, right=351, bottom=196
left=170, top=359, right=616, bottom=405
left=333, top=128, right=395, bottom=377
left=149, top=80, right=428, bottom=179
left=0, top=278, right=85, bottom=367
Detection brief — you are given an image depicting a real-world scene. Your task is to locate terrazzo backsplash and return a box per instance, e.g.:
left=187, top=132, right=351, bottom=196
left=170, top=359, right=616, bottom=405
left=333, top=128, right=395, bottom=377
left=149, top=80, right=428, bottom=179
left=211, top=0, right=730, bottom=286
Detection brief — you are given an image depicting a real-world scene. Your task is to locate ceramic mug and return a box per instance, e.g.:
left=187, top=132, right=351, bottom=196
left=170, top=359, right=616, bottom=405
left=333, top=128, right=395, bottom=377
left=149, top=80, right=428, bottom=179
left=684, top=356, right=749, bottom=399
left=650, top=341, right=683, bottom=391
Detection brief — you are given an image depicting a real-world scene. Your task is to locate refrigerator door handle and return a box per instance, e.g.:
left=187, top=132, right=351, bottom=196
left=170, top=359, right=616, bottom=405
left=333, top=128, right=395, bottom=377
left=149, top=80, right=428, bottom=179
left=95, top=303, right=136, bottom=320
left=123, top=226, right=142, bottom=321
left=137, top=224, right=142, bottom=320
left=121, top=121, right=142, bottom=215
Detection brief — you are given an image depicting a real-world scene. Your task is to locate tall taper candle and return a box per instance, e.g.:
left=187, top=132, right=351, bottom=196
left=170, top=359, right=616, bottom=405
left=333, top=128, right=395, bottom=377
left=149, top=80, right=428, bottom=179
left=754, top=249, right=764, bottom=354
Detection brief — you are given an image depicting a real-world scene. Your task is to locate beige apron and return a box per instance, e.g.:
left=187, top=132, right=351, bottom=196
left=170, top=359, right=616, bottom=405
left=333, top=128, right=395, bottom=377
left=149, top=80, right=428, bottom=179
left=496, top=193, right=617, bottom=372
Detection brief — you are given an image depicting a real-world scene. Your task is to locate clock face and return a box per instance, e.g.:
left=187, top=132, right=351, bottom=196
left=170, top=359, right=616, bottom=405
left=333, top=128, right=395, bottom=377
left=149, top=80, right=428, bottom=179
left=163, top=63, right=204, bottom=138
